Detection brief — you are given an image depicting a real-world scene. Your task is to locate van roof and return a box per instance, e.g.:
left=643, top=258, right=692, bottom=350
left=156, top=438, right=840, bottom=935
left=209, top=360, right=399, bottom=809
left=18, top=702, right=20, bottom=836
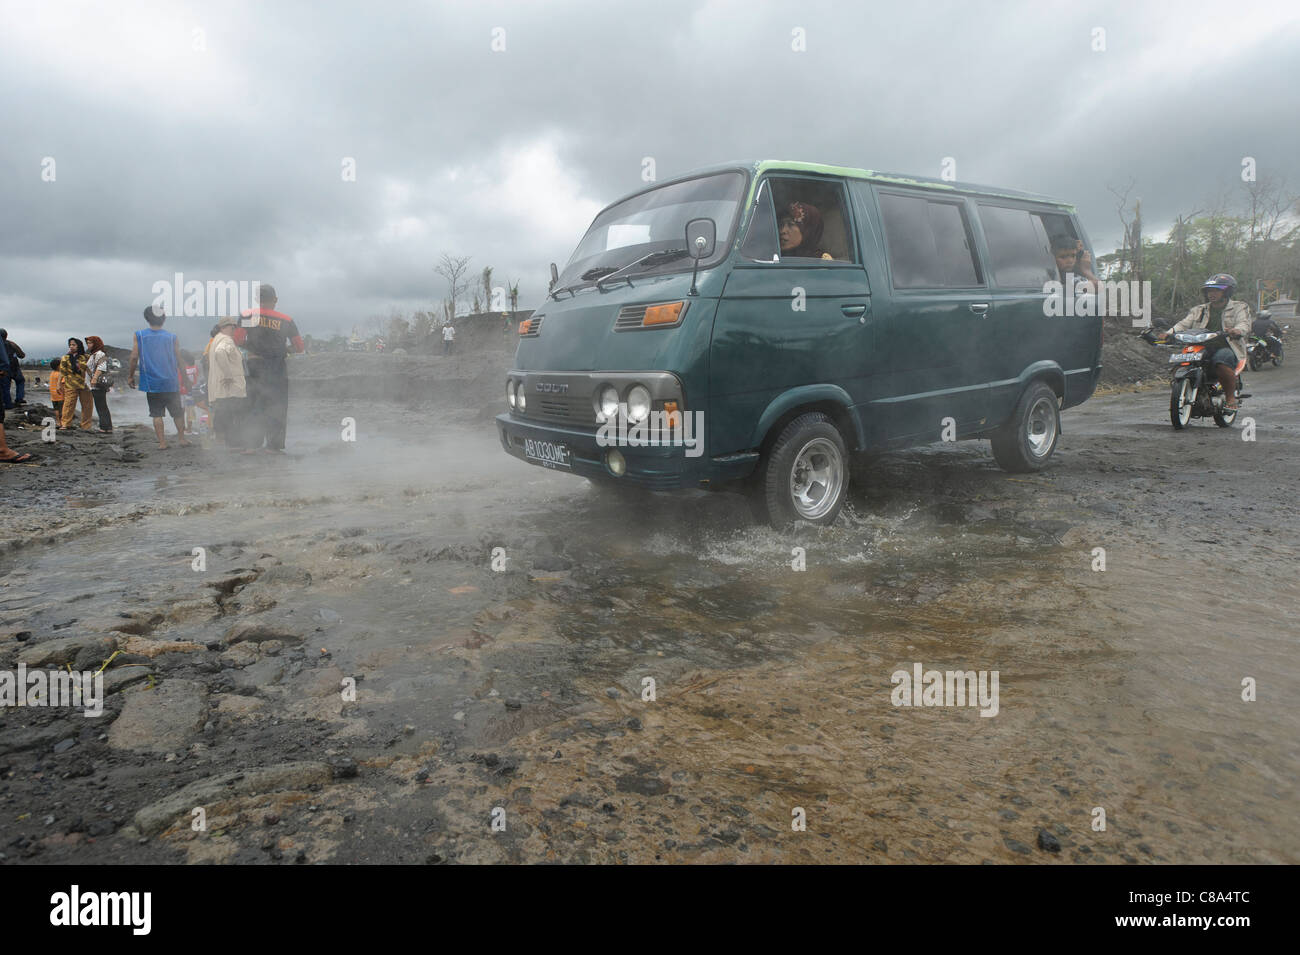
left=681, top=160, right=1074, bottom=211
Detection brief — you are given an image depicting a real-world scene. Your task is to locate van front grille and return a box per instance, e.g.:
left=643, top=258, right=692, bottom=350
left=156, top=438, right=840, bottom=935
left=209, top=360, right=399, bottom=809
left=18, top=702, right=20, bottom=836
left=537, top=397, right=573, bottom=419
left=520, top=316, right=544, bottom=337
left=526, top=392, right=593, bottom=425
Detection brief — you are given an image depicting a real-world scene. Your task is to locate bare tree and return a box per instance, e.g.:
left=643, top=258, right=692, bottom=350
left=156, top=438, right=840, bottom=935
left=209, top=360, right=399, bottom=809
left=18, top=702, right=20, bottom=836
left=509, top=280, right=520, bottom=312
left=1106, top=179, right=1136, bottom=277
left=434, top=253, right=472, bottom=322
left=1167, top=210, right=1202, bottom=313
left=1244, top=176, right=1297, bottom=242
left=481, top=266, right=493, bottom=310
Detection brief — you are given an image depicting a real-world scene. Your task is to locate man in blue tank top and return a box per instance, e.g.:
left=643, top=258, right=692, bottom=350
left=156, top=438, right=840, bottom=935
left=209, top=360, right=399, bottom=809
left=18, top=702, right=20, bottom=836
left=128, top=305, right=191, bottom=449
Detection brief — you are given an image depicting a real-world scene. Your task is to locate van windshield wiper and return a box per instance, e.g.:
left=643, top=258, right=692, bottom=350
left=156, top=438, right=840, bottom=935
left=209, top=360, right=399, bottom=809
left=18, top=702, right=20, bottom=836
left=595, top=248, right=691, bottom=290
left=549, top=266, right=620, bottom=299
left=549, top=282, right=585, bottom=300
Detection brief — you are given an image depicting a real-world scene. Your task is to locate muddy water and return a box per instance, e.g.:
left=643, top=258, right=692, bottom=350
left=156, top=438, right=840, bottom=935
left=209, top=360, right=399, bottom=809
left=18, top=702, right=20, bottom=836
left=3, top=376, right=1298, bottom=864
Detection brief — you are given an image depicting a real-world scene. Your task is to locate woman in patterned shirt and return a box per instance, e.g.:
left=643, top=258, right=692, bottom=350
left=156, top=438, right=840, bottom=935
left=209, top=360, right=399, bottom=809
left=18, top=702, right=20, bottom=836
left=58, top=338, right=93, bottom=431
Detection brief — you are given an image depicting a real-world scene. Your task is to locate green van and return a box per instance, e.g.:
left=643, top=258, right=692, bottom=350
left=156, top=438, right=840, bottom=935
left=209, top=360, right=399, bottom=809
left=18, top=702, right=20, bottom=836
left=496, top=160, right=1102, bottom=525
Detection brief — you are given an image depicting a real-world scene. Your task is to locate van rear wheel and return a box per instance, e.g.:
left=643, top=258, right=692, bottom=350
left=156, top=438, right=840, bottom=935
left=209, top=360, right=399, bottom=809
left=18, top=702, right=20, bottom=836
left=991, top=382, right=1060, bottom=473
left=753, top=412, right=848, bottom=527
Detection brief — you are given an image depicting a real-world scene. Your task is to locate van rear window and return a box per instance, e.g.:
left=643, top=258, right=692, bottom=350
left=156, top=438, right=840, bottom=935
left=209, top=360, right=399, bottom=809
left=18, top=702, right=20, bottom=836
left=878, top=193, right=982, bottom=289
left=976, top=205, right=1058, bottom=288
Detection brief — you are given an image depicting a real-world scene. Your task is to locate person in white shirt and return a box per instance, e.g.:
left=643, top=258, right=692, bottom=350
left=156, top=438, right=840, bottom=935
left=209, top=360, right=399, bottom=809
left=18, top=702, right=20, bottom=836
left=83, top=335, right=114, bottom=433
left=209, top=316, right=251, bottom=451
left=442, top=323, right=455, bottom=355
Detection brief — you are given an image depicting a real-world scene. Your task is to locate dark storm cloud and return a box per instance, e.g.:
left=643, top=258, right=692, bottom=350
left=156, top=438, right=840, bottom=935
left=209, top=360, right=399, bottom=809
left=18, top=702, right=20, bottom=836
left=2, top=0, right=1298, bottom=356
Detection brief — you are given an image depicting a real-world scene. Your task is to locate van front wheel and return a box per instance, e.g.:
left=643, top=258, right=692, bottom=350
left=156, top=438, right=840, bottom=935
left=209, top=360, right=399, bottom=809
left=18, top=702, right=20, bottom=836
left=990, top=382, right=1060, bottom=473
left=754, top=412, right=848, bottom=526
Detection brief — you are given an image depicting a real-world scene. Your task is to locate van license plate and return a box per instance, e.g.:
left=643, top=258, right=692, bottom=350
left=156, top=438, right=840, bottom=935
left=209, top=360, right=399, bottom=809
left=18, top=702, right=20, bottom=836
left=523, top=438, right=571, bottom=469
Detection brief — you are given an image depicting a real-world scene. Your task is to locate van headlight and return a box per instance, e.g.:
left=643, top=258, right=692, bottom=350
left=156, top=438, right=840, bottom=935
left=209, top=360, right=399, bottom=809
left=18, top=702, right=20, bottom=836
left=507, top=379, right=516, bottom=408
left=517, top=385, right=526, bottom=412
left=626, top=384, right=651, bottom=423
left=599, top=385, right=620, bottom=419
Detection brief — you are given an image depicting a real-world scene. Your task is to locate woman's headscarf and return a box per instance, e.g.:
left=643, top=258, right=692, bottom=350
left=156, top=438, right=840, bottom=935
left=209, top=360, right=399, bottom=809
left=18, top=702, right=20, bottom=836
left=86, top=335, right=105, bottom=353
left=783, top=202, right=826, bottom=257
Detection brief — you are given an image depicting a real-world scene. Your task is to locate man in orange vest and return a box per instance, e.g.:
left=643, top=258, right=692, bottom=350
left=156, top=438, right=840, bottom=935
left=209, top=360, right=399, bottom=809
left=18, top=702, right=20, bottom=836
left=230, top=283, right=304, bottom=452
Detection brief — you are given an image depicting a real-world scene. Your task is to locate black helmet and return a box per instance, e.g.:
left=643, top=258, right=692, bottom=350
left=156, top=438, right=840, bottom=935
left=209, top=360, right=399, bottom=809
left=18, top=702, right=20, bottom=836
left=1201, top=273, right=1237, bottom=300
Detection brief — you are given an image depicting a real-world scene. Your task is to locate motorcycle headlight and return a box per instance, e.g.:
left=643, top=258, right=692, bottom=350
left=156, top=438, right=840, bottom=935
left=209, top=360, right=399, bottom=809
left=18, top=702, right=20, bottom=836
left=599, top=385, right=620, bottom=419
left=626, top=384, right=651, bottom=423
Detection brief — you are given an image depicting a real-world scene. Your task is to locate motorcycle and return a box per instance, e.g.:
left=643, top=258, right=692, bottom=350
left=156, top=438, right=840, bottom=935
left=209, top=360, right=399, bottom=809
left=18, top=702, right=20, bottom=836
left=1247, top=326, right=1285, bottom=370
left=1145, top=329, right=1250, bottom=430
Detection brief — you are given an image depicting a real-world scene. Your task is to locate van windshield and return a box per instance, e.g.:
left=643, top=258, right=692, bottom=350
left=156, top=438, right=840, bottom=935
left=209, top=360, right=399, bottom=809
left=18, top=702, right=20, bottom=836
left=557, top=172, right=745, bottom=289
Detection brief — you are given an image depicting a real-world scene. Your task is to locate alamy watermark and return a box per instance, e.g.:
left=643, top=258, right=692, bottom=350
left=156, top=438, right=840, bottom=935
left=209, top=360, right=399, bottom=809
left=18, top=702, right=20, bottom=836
left=150, top=273, right=262, bottom=318
left=595, top=403, right=705, bottom=458
left=891, top=662, right=999, bottom=717
left=1044, top=275, right=1153, bottom=327
left=1, top=664, right=104, bottom=717
left=49, top=885, right=151, bottom=934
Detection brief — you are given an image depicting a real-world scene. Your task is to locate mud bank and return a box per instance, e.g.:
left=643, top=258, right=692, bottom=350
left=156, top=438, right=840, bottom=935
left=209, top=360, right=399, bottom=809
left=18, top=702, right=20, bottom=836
left=1, top=347, right=1296, bottom=865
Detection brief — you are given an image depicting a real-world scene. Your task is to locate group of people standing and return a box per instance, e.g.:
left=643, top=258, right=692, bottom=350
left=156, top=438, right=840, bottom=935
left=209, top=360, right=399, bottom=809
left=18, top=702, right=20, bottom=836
left=47, top=335, right=117, bottom=434
left=1, top=283, right=304, bottom=459
left=129, top=283, right=304, bottom=451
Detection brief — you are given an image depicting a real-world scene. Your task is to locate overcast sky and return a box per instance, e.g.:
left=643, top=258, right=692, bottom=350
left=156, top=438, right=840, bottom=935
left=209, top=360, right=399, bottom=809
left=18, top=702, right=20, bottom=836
left=3, top=0, right=1299, bottom=357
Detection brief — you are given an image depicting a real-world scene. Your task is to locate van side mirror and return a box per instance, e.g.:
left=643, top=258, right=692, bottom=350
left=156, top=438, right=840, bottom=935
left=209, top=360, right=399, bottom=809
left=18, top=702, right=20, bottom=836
left=685, top=218, right=717, bottom=297
left=686, top=218, right=717, bottom=260
left=549, top=262, right=559, bottom=291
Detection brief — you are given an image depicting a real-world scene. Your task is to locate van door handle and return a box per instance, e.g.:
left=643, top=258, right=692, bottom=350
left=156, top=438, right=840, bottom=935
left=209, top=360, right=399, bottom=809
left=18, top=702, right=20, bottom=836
left=969, top=303, right=989, bottom=316
left=841, top=304, right=867, bottom=317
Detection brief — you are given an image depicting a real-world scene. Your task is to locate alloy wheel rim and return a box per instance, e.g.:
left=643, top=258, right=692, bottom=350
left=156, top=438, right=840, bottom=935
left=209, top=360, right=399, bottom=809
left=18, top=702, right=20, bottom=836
left=789, top=437, right=843, bottom=520
left=1026, top=396, right=1057, bottom=457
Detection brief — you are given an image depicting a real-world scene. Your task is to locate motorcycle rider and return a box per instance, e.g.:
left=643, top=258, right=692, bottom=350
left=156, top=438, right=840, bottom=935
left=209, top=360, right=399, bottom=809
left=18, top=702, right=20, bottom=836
left=1163, top=273, right=1252, bottom=410
left=1252, top=309, right=1284, bottom=360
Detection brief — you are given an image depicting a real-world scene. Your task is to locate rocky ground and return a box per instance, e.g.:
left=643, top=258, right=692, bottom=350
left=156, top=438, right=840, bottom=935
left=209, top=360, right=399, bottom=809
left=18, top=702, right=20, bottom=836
left=1, top=331, right=1295, bottom=864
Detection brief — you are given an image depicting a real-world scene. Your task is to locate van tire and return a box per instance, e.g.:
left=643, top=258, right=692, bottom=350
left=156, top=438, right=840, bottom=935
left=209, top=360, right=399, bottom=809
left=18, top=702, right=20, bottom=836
left=754, top=412, right=848, bottom=526
left=990, top=382, right=1059, bottom=473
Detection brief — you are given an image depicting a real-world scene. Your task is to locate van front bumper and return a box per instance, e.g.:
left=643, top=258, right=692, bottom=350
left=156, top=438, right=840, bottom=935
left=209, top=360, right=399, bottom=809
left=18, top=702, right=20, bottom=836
left=495, top=413, right=711, bottom=490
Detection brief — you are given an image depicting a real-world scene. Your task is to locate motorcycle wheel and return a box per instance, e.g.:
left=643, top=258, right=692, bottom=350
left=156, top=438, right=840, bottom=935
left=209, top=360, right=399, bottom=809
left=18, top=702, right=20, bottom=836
left=1170, top=378, right=1194, bottom=430
left=1249, top=352, right=1261, bottom=371
left=1274, top=347, right=1283, bottom=367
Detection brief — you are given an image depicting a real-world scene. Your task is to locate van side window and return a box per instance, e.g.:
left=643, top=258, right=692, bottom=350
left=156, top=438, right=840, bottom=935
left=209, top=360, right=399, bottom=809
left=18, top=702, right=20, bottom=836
left=878, top=192, right=982, bottom=289
left=739, top=180, right=779, bottom=262
left=769, top=177, right=856, bottom=263
left=977, top=205, right=1058, bottom=288
left=927, top=202, right=981, bottom=287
